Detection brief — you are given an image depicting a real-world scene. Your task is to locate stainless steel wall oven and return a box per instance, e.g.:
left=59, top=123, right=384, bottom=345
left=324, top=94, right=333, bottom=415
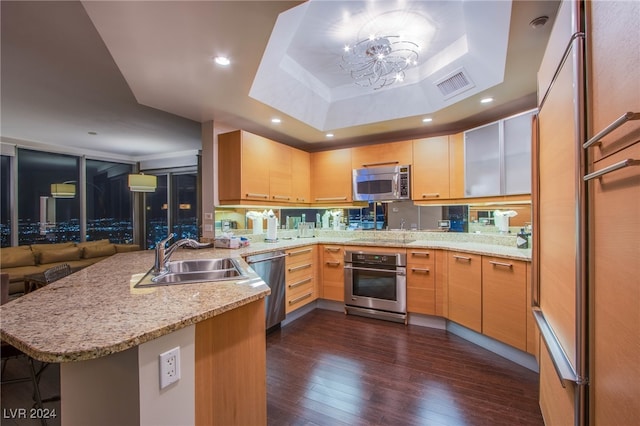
left=344, top=250, right=407, bottom=323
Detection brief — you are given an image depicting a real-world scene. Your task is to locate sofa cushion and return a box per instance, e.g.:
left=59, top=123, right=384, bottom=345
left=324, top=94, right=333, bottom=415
left=83, top=243, right=116, bottom=259
left=38, top=246, right=82, bottom=264
left=76, top=239, right=110, bottom=250
left=30, top=242, right=75, bottom=251
left=1, top=246, right=37, bottom=268
left=114, top=244, right=141, bottom=253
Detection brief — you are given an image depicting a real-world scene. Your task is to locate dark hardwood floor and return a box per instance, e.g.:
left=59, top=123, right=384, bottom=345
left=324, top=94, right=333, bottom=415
left=1, top=308, right=544, bottom=425
left=267, top=309, right=544, bottom=426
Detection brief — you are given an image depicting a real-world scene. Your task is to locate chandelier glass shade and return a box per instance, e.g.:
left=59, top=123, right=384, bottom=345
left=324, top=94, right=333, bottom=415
left=341, top=35, right=419, bottom=90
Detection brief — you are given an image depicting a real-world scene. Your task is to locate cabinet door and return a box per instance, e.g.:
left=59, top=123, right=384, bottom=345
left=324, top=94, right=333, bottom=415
left=269, top=141, right=292, bottom=203
left=311, top=149, right=352, bottom=203
left=291, top=148, right=310, bottom=203
left=482, top=257, right=527, bottom=351
left=240, top=132, right=272, bottom=201
left=406, top=249, right=435, bottom=315
left=321, top=245, right=344, bottom=301
left=351, top=140, right=413, bottom=169
left=504, top=113, right=533, bottom=195
left=590, top=142, right=640, bottom=425
left=447, top=252, right=482, bottom=332
left=464, top=122, right=501, bottom=197
left=412, top=136, right=450, bottom=200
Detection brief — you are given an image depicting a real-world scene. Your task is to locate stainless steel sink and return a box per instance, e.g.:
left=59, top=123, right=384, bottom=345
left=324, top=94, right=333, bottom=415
left=134, top=257, right=249, bottom=288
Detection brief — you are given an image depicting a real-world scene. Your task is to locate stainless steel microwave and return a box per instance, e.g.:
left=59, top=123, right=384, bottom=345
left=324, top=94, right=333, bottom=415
left=352, top=165, right=411, bottom=201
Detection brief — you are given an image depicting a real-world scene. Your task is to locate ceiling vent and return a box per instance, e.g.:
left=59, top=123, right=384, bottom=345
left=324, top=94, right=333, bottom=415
left=435, top=68, right=475, bottom=99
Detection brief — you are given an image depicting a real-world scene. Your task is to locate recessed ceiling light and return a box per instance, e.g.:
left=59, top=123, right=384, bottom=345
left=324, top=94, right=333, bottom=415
left=271, top=118, right=281, bottom=124
left=326, top=133, right=334, bottom=138
left=214, top=56, right=230, bottom=66
left=529, top=16, right=549, bottom=29
left=480, top=97, right=494, bottom=104
left=422, top=118, right=433, bottom=123
left=88, top=131, right=97, bottom=135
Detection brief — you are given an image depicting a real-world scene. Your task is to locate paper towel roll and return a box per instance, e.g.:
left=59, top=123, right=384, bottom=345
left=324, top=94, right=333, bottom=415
left=266, top=217, right=278, bottom=241
left=252, top=218, right=263, bottom=234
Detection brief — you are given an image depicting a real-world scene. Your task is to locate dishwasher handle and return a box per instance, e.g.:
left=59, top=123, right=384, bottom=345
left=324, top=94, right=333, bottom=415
left=247, top=253, right=288, bottom=265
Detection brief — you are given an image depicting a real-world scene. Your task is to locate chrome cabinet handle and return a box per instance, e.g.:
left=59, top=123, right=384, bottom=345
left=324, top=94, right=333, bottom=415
left=421, top=193, right=440, bottom=198
left=289, top=292, right=312, bottom=305
left=289, top=248, right=312, bottom=256
left=411, top=251, right=430, bottom=257
left=325, top=247, right=341, bottom=252
left=245, top=193, right=268, bottom=199
left=489, top=260, right=513, bottom=268
left=314, top=197, right=347, bottom=201
left=325, top=261, right=341, bottom=267
left=410, top=267, right=430, bottom=273
left=288, top=263, right=311, bottom=273
left=583, top=158, right=638, bottom=181
left=583, top=111, right=640, bottom=149
left=362, top=161, right=399, bottom=167
left=272, top=195, right=291, bottom=200
left=453, top=255, right=471, bottom=262
left=288, top=278, right=312, bottom=289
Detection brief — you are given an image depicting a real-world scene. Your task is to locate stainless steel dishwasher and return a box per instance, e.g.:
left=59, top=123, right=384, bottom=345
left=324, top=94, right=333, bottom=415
left=246, top=250, right=287, bottom=332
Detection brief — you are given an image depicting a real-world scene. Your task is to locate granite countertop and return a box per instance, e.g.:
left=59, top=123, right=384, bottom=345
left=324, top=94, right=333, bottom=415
left=0, top=233, right=530, bottom=363
left=0, top=249, right=269, bottom=363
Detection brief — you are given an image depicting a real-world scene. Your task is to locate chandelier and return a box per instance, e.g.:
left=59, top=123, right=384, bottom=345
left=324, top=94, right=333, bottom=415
left=341, top=35, right=419, bottom=90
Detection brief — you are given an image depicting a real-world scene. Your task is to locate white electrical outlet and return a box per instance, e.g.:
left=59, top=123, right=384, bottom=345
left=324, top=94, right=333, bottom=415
left=159, top=346, right=181, bottom=389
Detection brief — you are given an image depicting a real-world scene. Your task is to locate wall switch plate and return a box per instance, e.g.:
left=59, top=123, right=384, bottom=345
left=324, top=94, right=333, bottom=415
left=204, top=212, right=213, bottom=220
left=159, top=346, right=181, bottom=389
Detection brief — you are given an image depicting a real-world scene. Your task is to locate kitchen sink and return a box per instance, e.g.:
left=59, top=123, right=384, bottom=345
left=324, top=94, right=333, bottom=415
left=134, top=257, right=249, bottom=288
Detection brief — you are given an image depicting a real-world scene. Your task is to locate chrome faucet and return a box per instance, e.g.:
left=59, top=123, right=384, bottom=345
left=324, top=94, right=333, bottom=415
left=153, top=233, right=212, bottom=274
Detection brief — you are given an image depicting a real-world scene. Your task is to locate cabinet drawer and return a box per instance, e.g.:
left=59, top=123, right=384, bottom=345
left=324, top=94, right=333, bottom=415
left=286, top=246, right=314, bottom=264
left=286, top=261, right=313, bottom=284
left=286, top=287, right=315, bottom=312
left=407, top=249, right=435, bottom=266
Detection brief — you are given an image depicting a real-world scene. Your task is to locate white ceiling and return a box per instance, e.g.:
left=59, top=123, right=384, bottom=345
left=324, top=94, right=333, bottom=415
left=0, top=1, right=559, bottom=159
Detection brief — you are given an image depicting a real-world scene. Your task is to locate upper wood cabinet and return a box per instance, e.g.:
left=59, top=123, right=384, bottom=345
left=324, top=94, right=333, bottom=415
left=311, top=148, right=352, bottom=204
left=291, top=149, right=310, bottom=203
left=218, top=130, right=309, bottom=205
left=351, top=140, right=413, bottom=169
left=412, top=136, right=451, bottom=200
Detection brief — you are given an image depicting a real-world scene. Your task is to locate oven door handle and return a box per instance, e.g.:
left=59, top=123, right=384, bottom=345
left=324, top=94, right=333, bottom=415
left=344, top=265, right=403, bottom=275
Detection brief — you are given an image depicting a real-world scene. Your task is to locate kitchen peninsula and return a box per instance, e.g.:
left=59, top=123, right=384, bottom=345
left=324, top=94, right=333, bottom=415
left=0, top=249, right=271, bottom=426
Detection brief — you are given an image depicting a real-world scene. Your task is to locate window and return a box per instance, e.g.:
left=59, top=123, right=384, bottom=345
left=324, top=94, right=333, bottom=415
left=144, top=172, right=198, bottom=249
left=17, top=149, right=80, bottom=244
left=1, top=155, right=10, bottom=247
left=86, top=159, right=134, bottom=243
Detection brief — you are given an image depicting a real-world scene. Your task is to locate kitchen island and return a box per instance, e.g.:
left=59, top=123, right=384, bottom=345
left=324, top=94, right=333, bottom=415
left=0, top=248, right=270, bottom=426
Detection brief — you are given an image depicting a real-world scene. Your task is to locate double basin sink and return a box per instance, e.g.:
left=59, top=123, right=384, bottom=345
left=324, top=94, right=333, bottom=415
left=135, top=258, right=249, bottom=288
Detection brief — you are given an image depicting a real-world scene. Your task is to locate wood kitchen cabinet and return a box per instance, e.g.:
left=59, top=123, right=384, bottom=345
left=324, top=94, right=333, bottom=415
left=351, top=139, right=413, bottom=169
left=320, top=245, right=344, bottom=301
left=447, top=251, right=482, bottom=332
left=587, top=4, right=640, bottom=423
left=412, top=136, right=452, bottom=201
left=285, top=246, right=316, bottom=313
left=291, top=148, right=311, bottom=203
left=311, top=149, right=352, bottom=204
left=406, top=248, right=436, bottom=315
left=482, top=256, right=527, bottom=352
left=218, top=129, right=309, bottom=205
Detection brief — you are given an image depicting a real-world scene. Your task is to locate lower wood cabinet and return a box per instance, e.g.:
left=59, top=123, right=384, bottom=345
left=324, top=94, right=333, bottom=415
left=285, top=246, right=316, bottom=313
left=320, top=245, right=344, bottom=301
left=447, top=251, right=482, bottom=333
left=482, top=256, right=527, bottom=351
left=406, top=249, right=436, bottom=315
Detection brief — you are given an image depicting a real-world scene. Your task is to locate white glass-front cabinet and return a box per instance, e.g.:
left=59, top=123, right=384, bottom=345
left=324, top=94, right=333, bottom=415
left=464, top=110, right=534, bottom=197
